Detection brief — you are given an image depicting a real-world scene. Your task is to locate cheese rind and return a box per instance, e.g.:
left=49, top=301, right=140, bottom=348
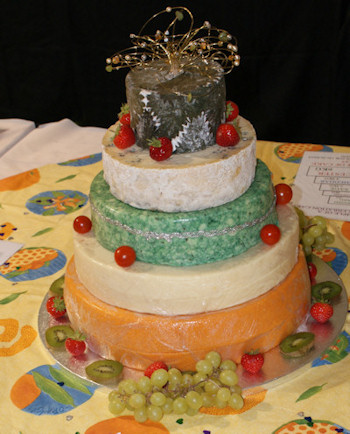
left=64, top=248, right=311, bottom=371
left=90, top=159, right=278, bottom=266
left=74, top=205, right=299, bottom=315
left=102, top=117, right=256, bottom=212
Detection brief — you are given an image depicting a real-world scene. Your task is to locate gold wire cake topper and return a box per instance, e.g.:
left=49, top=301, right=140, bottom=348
left=105, top=6, right=240, bottom=76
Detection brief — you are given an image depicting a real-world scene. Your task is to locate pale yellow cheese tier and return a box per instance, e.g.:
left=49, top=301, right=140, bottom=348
left=64, top=247, right=311, bottom=371
left=102, top=116, right=256, bottom=212
left=73, top=204, right=299, bottom=315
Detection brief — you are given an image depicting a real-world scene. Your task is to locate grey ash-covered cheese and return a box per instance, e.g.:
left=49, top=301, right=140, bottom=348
left=125, top=59, right=226, bottom=153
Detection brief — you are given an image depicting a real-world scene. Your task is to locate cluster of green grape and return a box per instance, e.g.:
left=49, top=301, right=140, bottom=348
left=295, top=208, right=335, bottom=257
left=108, top=351, right=243, bottom=423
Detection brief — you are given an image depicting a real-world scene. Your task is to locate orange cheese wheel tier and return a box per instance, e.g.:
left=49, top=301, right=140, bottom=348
left=64, top=248, right=310, bottom=371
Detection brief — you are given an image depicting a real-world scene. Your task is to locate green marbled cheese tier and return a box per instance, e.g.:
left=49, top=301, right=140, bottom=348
left=126, top=59, right=225, bottom=153
left=90, top=159, right=277, bottom=266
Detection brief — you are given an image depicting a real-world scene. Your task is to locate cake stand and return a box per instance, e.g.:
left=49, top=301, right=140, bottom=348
left=38, top=255, right=348, bottom=389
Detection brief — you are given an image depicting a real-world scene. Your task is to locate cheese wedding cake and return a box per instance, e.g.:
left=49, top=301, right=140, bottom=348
left=63, top=7, right=311, bottom=372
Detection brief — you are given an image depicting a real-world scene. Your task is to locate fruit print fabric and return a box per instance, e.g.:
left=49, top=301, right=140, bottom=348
left=10, top=364, right=98, bottom=415
left=273, top=418, right=350, bottom=433
left=26, top=190, right=88, bottom=216
left=274, top=143, right=333, bottom=163
left=0, top=247, right=66, bottom=282
left=58, top=153, right=102, bottom=167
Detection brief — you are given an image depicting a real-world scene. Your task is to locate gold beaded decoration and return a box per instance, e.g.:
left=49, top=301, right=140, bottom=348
left=105, top=6, right=240, bottom=76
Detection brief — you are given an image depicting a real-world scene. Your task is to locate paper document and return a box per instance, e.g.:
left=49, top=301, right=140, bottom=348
left=0, top=240, right=24, bottom=266
left=293, top=151, right=350, bottom=221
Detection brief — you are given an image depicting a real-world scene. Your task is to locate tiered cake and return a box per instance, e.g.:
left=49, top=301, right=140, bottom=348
left=64, top=8, right=311, bottom=371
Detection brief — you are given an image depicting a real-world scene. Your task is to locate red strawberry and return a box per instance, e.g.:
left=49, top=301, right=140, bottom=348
left=310, top=302, right=334, bottom=323
left=226, top=100, right=239, bottom=121
left=118, top=103, right=131, bottom=126
left=307, top=262, right=317, bottom=280
left=65, top=333, right=87, bottom=356
left=144, top=361, right=168, bottom=378
left=46, top=296, right=66, bottom=319
left=113, top=125, right=135, bottom=149
left=148, top=137, right=173, bottom=161
left=216, top=123, right=240, bottom=147
left=241, top=351, right=264, bottom=374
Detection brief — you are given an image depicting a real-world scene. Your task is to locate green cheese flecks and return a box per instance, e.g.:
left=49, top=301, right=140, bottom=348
left=90, top=160, right=277, bottom=266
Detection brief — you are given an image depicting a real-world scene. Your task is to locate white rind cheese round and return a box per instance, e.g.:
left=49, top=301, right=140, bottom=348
left=102, top=116, right=256, bottom=212
left=73, top=204, right=300, bottom=316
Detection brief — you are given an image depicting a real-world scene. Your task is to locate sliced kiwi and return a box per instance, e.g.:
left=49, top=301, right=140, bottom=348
left=85, top=359, right=123, bottom=382
left=45, top=325, right=74, bottom=348
left=279, top=332, right=315, bottom=358
left=312, top=281, right=342, bottom=303
left=49, top=275, right=65, bottom=296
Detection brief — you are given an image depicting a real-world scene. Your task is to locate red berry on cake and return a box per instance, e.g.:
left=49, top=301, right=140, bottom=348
left=114, top=245, right=136, bottom=267
left=144, top=361, right=168, bottom=378
left=216, top=123, right=240, bottom=147
left=46, top=295, right=66, bottom=319
left=310, top=302, right=333, bottom=323
left=73, top=215, right=92, bottom=234
left=308, top=262, right=317, bottom=280
left=260, top=224, right=281, bottom=245
left=65, top=334, right=87, bottom=356
left=226, top=100, right=239, bottom=121
left=275, top=183, right=293, bottom=205
left=118, top=103, right=131, bottom=126
left=113, top=125, right=135, bottom=149
left=148, top=137, right=173, bottom=161
left=241, top=351, right=264, bottom=374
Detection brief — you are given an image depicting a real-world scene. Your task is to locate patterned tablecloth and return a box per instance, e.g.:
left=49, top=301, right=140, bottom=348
left=0, top=139, right=350, bottom=434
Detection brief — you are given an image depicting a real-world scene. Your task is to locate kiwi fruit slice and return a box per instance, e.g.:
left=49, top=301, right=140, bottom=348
left=279, top=332, right=315, bottom=358
left=85, top=360, right=123, bottom=382
left=50, top=275, right=65, bottom=296
left=45, top=325, right=74, bottom=348
left=312, top=281, right=342, bottom=303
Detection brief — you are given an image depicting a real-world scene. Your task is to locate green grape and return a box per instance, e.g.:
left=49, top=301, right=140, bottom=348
left=193, top=372, right=207, bottom=384
left=150, top=392, right=167, bottom=407
left=303, top=244, right=312, bottom=256
left=128, top=393, right=146, bottom=409
left=117, top=379, right=128, bottom=393
left=325, top=232, right=335, bottom=244
left=134, top=406, right=148, bottom=423
left=150, top=369, right=169, bottom=388
left=220, top=359, right=237, bottom=371
left=205, top=351, right=222, bottom=368
left=186, top=407, right=199, bottom=416
left=161, top=397, right=174, bottom=414
left=137, top=375, right=152, bottom=394
left=302, top=232, right=315, bottom=247
left=310, top=216, right=327, bottom=230
left=230, top=384, right=242, bottom=395
left=308, top=225, right=323, bottom=238
left=313, top=243, right=325, bottom=251
left=204, top=378, right=220, bottom=394
left=168, top=368, right=182, bottom=385
left=202, top=392, right=215, bottom=407
left=122, top=379, right=138, bottom=395
left=228, top=392, right=244, bottom=410
left=216, top=387, right=231, bottom=402
left=215, top=396, right=228, bottom=408
left=147, top=404, right=163, bottom=421
left=173, top=397, right=188, bottom=414
left=315, top=234, right=327, bottom=246
left=295, top=207, right=308, bottom=228
left=108, top=397, right=126, bottom=415
left=185, top=390, right=203, bottom=410
left=196, top=359, right=213, bottom=375
left=219, top=369, right=238, bottom=386
left=108, top=390, right=119, bottom=401
left=182, top=373, right=194, bottom=386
